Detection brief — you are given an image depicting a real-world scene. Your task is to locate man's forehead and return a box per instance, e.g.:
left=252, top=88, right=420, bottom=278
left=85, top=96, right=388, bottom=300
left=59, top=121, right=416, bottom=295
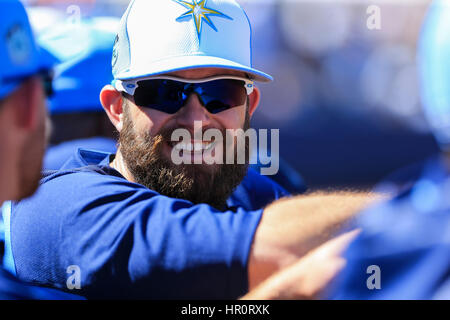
left=163, top=68, right=249, bottom=80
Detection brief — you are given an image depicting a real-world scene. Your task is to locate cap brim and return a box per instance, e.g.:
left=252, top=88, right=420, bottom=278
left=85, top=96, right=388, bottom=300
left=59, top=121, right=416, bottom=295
left=115, top=55, right=273, bottom=83
left=0, top=83, right=20, bottom=100
left=0, top=48, right=56, bottom=101
left=37, top=45, right=59, bottom=71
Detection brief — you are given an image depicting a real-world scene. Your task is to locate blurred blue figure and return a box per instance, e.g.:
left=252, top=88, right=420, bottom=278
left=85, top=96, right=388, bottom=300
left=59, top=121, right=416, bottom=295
left=0, top=0, right=81, bottom=300
left=329, top=0, right=450, bottom=299
left=36, top=17, right=119, bottom=170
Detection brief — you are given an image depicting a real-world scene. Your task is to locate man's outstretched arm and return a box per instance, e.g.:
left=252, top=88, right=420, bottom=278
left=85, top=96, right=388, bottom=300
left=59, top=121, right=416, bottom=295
left=248, top=192, right=384, bottom=289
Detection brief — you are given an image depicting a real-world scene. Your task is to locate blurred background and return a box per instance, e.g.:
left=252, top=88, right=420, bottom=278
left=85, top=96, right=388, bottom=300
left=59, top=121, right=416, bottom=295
left=23, top=0, right=440, bottom=190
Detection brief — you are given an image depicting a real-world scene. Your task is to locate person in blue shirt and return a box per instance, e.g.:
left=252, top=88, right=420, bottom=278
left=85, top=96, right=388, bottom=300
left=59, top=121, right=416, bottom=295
left=33, top=17, right=119, bottom=170
left=328, top=0, right=450, bottom=300
left=0, top=0, right=81, bottom=300
left=7, top=0, right=380, bottom=299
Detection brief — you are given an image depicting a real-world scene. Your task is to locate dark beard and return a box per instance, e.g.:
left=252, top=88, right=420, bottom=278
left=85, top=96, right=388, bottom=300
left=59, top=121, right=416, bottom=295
left=118, top=107, right=250, bottom=210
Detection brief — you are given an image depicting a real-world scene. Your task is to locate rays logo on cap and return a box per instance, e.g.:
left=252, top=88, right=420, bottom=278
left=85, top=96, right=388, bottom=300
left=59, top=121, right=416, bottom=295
left=112, top=35, right=119, bottom=68
left=174, top=0, right=232, bottom=40
left=5, top=23, right=31, bottom=65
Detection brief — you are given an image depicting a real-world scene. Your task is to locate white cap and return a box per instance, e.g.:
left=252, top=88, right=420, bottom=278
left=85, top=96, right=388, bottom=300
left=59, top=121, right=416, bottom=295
left=112, top=0, right=272, bottom=82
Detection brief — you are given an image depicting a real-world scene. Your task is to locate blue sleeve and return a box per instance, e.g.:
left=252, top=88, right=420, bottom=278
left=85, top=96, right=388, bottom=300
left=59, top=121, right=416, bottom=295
left=328, top=201, right=450, bottom=300
left=10, top=170, right=263, bottom=299
left=0, top=268, right=84, bottom=300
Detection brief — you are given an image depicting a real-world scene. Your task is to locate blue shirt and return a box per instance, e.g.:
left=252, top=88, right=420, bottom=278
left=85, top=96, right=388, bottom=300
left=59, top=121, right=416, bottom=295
left=9, top=149, right=288, bottom=299
left=330, top=157, right=450, bottom=299
left=44, top=137, right=117, bottom=170
left=1, top=216, right=82, bottom=299
left=0, top=263, right=82, bottom=300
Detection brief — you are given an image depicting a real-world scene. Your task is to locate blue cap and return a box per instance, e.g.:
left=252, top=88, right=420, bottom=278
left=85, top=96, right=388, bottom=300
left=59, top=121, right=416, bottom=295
left=419, top=0, right=450, bottom=150
left=0, top=0, right=51, bottom=100
left=37, top=17, right=119, bottom=114
left=113, top=0, right=272, bottom=82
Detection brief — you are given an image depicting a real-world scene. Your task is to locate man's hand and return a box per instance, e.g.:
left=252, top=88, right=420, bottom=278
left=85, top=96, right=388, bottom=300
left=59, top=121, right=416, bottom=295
left=242, top=230, right=360, bottom=300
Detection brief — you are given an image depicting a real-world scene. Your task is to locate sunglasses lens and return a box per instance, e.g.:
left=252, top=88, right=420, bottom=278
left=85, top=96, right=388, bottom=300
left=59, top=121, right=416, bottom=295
left=133, top=79, right=247, bottom=114
left=134, top=79, right=184, bottom=114
left=199, top=79, right=247, bottom=114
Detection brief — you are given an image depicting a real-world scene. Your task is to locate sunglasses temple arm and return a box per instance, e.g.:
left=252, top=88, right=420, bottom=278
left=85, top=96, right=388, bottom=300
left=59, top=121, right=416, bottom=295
left=245, top=82, right=254, bottom=95
left=113, top=79, right=138, bottom=95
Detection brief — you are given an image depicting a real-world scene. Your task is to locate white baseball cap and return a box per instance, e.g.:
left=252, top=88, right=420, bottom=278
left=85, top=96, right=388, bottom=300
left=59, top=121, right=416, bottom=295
left=112, top=0, right=272, bottom=82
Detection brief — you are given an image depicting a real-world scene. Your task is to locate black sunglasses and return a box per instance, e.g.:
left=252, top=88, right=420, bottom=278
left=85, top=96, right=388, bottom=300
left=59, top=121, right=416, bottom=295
left=39, top=70, right=54, bottom=98
left=2, top=69, right=54, bottom=98
left=115, top=76, right=254, bottom=115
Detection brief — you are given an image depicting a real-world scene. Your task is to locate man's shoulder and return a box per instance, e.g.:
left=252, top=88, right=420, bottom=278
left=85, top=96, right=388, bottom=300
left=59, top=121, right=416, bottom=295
left=13, top=149, right=148, bottom=216
left=41, top=163, right=118, bottom=186
left=41, top=148, right=122, bottom=184
left=37, top=163, right=121, bottom=196
left=58, top=148, right=113, bottom=170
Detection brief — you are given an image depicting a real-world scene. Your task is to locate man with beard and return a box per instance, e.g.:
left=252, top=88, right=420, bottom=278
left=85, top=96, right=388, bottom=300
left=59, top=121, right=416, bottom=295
left=7, top=0, right=380, bottom=299
left=0, top=0, right=80, bottom=299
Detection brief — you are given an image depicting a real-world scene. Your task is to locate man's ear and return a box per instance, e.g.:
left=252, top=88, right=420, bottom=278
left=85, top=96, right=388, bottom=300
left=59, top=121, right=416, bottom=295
left=248, top=86, right=261, bottom=118
left=100, top=85, right=124, bottom=132
left=12, top=77, right=44, bottom=131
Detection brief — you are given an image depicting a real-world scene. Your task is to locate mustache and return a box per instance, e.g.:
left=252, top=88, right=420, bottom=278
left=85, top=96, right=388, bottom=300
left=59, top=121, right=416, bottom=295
left=157, top=125, right=228, bottom=143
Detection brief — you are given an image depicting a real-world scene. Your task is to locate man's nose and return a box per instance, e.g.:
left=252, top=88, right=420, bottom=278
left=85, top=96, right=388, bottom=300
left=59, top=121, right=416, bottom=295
left=175, top=93, right=211, bottom=129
